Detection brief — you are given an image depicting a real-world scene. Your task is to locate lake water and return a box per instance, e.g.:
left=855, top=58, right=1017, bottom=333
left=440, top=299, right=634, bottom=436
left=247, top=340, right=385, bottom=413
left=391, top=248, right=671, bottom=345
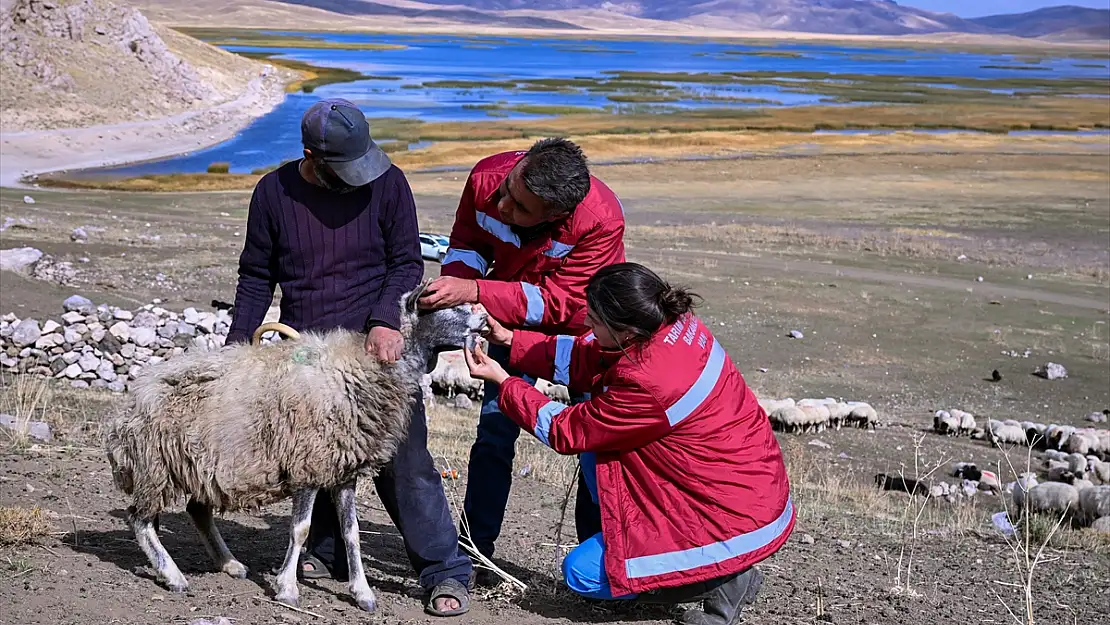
left=89, top=32, right=1109, bottom=177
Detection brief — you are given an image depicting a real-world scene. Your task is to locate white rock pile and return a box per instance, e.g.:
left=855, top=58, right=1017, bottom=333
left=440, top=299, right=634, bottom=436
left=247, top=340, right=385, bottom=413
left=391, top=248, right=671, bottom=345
left=0, top=295, right=233, bottom=392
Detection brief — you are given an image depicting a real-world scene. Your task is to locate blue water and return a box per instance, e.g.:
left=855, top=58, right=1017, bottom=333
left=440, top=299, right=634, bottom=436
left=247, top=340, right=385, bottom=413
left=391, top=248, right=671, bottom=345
left=87, top=33, right=1109, bottom=177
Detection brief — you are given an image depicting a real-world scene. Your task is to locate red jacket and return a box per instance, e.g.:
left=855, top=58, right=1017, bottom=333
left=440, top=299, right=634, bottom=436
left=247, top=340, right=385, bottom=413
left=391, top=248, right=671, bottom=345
left=440, top=151, right=626, bottom=334
left=497, top=313, right=794, bottom=596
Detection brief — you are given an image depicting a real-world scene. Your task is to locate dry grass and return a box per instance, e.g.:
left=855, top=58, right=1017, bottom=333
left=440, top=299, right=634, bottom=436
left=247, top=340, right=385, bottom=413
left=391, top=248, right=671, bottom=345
left=0, top=375, right=53, bottom=449
left=425, top=403, right=577, bottom=486
left=0, top=506, right=55, bottom=546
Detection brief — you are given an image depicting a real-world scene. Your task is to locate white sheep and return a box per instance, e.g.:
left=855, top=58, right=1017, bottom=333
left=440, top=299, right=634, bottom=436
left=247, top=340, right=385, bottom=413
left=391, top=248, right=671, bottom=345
left=826, top=402, right=853, bottom=430
left=1065, top=453, right=1089, bottom=475
left=428, top=350, right=483, bottom=399
left=769, top=406, right=811, bottom=434
left=1088, top=458, right=1110, bottom=484
left=535, top=378, right=571, bottom=404
left=1010, top=473, right=1039, bottom=513
left=103, top=285, right=487, bottom=611
left=934, top=410, right=960, bottom=436
left=1091, top=516, right=1110, bottom=533
left=845, top=401, right=878, bottom=429
left=987, top=419, right=1027, bottom=447
left=1022, top=482, right=1080, bottom=518
left=1078, top=485, right=1110, bottom=526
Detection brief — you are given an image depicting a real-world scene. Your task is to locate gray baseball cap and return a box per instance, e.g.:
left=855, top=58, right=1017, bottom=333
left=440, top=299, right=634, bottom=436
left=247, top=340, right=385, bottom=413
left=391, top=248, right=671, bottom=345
left=301, top=98, right=391, bottom=187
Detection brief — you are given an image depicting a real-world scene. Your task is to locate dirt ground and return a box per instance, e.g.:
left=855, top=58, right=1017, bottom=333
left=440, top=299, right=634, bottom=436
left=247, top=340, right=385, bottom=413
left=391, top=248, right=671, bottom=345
left=1, top=137, right=1108, bottom=624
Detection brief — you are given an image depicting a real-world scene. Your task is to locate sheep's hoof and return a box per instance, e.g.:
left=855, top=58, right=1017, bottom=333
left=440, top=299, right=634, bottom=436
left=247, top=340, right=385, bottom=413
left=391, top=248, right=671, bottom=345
left=356, top=596, right=376, bottom=612
left=166, top=579, right=189, bottom=594
left=274, top=592, right=300, bottom=608
left=223, top=560, right=249, bottom=579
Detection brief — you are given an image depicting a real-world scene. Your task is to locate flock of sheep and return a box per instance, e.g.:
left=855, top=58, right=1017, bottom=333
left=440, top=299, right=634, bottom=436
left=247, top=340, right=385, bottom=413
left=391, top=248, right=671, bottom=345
left=759, top=397, right=880, bottom=432
left=927, top=409, right=1110, bottom=532
left=931, top=409, right=1110, bottom=461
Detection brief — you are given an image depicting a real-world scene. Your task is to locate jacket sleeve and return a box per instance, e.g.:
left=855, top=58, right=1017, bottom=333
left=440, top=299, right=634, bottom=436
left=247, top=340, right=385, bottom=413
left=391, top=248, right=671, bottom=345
left=476, top=218, right=625, bottom=332
left=508, top=330, right=604, bottom=393
left=366, top=170, right=424, bottom=331
left=225, top=185, right=277, bottom=345
left=497, top=375, right=671, bottom=454
left=440, top=170, right=494, bottom=279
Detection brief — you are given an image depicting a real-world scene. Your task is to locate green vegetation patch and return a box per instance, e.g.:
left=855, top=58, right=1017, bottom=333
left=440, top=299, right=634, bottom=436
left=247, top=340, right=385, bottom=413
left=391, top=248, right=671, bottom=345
left=236, top=52, right=367, bottom=93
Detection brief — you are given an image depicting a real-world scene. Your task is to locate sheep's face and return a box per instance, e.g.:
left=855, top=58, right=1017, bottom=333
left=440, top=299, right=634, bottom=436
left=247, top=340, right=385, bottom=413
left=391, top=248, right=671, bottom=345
left=399, top=281, right=489, bottom=353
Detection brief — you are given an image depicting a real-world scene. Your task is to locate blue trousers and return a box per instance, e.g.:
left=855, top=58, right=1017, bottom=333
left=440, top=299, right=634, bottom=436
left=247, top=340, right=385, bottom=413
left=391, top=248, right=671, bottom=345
left=307, top=390, right=473, bottom=590
left=461, top=343, right=601, bottom=558
left=562, top=452, right=638, bottom=600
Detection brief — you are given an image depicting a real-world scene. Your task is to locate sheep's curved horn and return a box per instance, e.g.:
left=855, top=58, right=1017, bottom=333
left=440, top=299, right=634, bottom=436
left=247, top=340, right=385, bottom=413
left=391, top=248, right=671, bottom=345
left=251, top=322, right=301, bottom=346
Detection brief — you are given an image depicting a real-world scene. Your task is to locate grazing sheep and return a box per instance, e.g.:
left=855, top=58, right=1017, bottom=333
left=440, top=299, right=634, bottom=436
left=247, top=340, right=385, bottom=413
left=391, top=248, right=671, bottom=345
left=1023, top=482, right=1080, bottom=518
left=103, top=284, right=487, bottom=611
left=987, top=419, right=1027, bottom=447
left=1066, top=453, right=1089, bottom=475
left=768, top=406, right=808, bottom=433
left=759, top=397, right=795, bottom=415
left=1072, top=478, right=1095, bottom=492
left=1016, top=475, right=1038, bottom=512
left=846, top=401, right=878, bottom=429
left=950, top=462, right=982, bottom=481
left=1088, top=458, right=1110, bottom=485
left=934, top=411, right=961, bottom=436
left=954, top=410, right=977, bottom=436
left=977, top=469, right=1001, bottom=494
left=428, top=350, right=483, bottom=400
left=534, top=378, right=571, bottom=404
left=1077, top=486, right=1110, bottom=526
left=826, top=402, right=853, bottom=430
left=1026, top=423, right=1048, bottom=448
left=798, top=404, right=831, bottom=433
left=1091, top=517, right=1110, bottom=533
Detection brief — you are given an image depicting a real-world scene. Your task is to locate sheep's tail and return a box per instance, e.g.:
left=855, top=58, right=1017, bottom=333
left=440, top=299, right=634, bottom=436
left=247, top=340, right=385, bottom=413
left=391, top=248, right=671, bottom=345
left=252, top=322, right=301, bottom=346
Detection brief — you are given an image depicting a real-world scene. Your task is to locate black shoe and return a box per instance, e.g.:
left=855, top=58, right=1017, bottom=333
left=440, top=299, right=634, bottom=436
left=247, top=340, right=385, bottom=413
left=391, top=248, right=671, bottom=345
left=675, top=567, right=763, bottom=625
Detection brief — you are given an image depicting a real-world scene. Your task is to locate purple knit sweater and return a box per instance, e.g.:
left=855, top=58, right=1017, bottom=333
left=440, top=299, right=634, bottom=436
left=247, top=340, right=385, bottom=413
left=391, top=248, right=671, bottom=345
left=225, top=160, right=423, bottom=344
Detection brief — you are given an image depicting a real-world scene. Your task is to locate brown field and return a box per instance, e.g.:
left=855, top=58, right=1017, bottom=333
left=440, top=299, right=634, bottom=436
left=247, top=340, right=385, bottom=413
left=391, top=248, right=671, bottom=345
left=1, top=134, right=1108, bottom=624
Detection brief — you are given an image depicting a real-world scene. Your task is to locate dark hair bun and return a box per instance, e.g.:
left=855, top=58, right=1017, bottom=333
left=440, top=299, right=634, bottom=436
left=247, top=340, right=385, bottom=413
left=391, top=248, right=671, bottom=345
left=658, top=285, right=697, bottom=318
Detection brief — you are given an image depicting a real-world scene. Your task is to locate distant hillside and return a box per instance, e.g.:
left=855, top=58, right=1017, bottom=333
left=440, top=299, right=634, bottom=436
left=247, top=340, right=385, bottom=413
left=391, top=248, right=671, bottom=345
left=126, top=0, right=1110, bottom=40
left=274, top=0, right=985, bottom=35
left=274, top=0, right=584, bottom=29
left=970, top=5, right=1110, bottom=40
left=0, top=0, right=276, bottom=131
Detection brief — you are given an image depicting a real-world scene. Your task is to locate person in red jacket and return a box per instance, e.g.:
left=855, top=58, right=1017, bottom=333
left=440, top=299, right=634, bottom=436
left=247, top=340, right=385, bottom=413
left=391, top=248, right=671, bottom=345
left=463, top=262, right=794, bottom=625
left=418, top=138, right=626, bottom=578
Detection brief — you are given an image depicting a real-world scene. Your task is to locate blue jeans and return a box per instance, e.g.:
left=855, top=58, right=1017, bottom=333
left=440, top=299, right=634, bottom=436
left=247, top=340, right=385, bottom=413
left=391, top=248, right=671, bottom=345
left=562, top=451, right=638, bottom=600
left=461, top=343, right=600, bottom=558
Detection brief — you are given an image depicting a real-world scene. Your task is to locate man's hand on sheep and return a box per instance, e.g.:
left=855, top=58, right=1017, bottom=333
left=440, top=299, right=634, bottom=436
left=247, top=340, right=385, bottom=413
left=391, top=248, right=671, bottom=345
left=464, top=343, right=510, bottom=385
left=365, top=326, right=404, bottom=362
left=417, top=276, right=478, bottom=310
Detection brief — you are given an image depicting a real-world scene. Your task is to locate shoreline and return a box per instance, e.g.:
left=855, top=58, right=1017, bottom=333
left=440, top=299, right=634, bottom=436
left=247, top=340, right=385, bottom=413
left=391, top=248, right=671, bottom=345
left=0, top=70, right=291, bottom=190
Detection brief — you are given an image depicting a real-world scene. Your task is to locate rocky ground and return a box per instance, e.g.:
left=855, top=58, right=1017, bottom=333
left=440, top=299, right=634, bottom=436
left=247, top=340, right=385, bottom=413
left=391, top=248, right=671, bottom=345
left=1, top=144, right=1108, bottom=624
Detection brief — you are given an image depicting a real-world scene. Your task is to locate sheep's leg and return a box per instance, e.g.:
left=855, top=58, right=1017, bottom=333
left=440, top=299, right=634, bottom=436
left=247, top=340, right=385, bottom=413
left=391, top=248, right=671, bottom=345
left=272, top=489, right=316, bottom=608
left=186, top=500, right=247, bottom=579
left=332, top=481, right=376, bottom=612
left=128, top=505, right=188, bottom=593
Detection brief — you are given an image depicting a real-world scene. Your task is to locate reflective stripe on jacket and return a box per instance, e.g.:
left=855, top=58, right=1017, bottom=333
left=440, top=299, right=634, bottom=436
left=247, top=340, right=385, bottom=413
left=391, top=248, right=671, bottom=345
left=439, top=151, right=626, bottom=335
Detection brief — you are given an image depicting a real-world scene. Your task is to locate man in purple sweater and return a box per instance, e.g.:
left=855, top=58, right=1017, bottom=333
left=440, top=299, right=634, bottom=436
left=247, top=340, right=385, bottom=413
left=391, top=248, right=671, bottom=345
left=225, top=99, right=472, bottom=617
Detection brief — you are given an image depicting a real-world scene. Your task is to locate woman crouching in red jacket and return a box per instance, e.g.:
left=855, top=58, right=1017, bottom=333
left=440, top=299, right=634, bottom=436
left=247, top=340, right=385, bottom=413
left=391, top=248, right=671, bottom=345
left=464, top=262, right=794, bottom=625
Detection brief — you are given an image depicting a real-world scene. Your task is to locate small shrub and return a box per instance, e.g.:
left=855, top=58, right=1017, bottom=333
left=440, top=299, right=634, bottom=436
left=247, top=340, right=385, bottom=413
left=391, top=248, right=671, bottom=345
left=0, top=505, right=54, bottom=545
left=206, top=162, right=231, bottom=174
